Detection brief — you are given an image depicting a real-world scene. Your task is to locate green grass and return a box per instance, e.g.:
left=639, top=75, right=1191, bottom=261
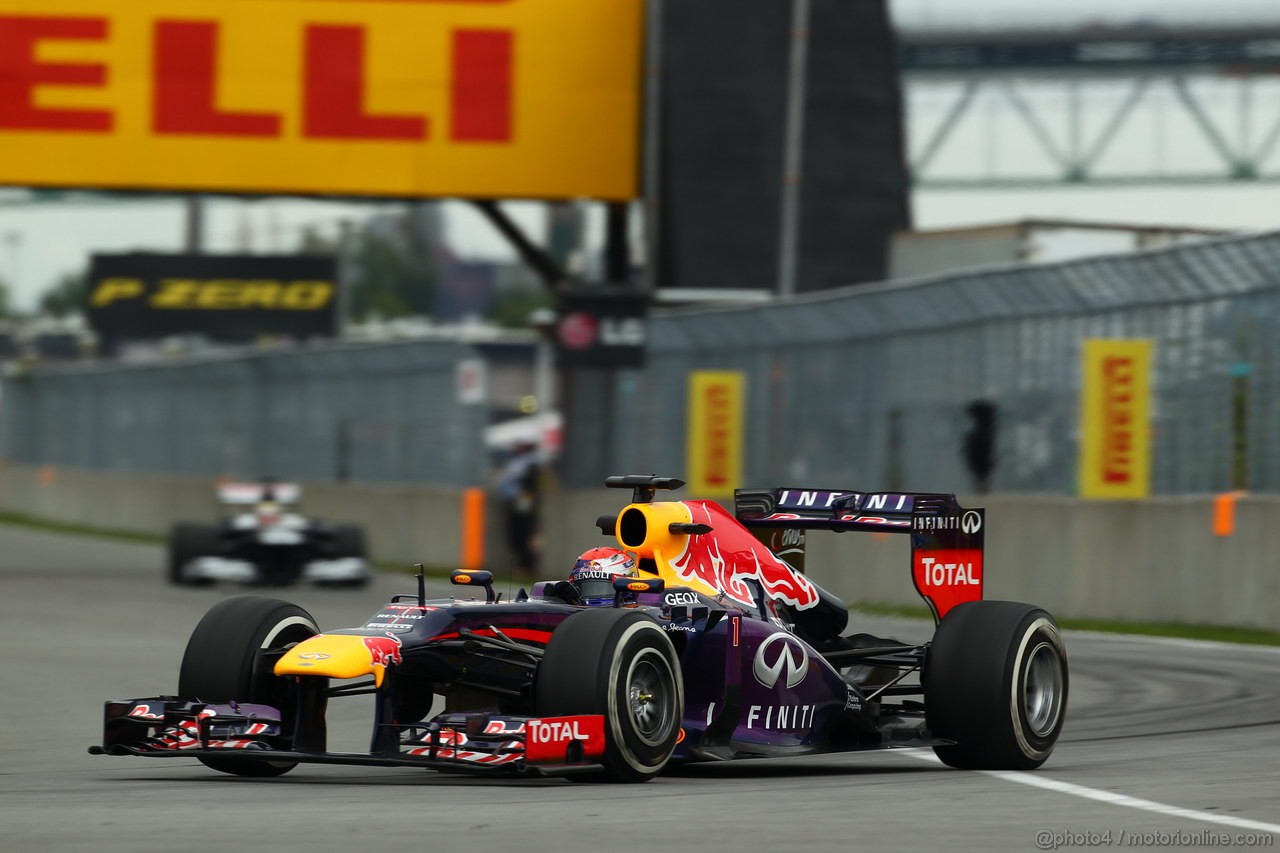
left=1052, top=617, right=1280, bottom=647
left=849, top=600, right=1280, bottom=647
left=0, top=510, right=162, bottom=546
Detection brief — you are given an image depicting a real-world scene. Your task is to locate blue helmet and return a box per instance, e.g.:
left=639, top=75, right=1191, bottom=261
left=570, top=547, right=636, bottom=605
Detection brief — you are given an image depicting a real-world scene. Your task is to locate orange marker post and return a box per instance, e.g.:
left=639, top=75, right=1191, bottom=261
left=461, top=487, right=486, bottom=570
left=1212, top=492, right=1241, bottom=537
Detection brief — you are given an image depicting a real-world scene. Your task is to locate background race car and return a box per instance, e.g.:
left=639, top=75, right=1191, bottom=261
left=105, top=475, right=1067, bottom=782
left=167, top=481, right=371, bottom=587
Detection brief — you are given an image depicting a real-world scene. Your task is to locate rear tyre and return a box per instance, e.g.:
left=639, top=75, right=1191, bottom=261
left=167, top=523, right=219, bottom=586
left=925, top=600, right=1068, bottom=770
left=535, top=609, right=683, bottom=783
left=178, top=595, right=319, bottom=777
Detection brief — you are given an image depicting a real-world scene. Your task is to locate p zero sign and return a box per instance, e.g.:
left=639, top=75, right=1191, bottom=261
left=0, top=0, right=643, bottom=200
left=1078, top=339, right=1153, bottom=499
left=686, top=371, right=744, bottom=498
left=87, top=253, right=339, bottom=340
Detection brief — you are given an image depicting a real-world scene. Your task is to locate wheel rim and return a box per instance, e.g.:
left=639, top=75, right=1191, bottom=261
left=1023, top=640, right=1064, bottom=737
left=626, top=649, right=677, bottom=747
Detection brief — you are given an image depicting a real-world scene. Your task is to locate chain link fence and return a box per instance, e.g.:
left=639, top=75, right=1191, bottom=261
left=591, top=231, right=1280, bottom=495
left=5, top=232, right=1280, bottom=494
left=0, top=340, right=489, bottom=487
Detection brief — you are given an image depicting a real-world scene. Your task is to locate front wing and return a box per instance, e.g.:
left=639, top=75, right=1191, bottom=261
left=88, top=698, right=607, bottom=776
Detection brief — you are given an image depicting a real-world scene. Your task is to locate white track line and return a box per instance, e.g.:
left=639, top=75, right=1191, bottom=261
left=898, top=750, right=1280, bottom=835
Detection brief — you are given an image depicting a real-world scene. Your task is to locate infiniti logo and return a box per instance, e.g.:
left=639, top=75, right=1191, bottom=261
left=752, top=632, right=809, bottom=689
left=961, top=510, right=982, bottom=535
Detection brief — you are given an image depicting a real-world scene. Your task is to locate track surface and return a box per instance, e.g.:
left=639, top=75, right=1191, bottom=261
left=2, top=524, right=1277, bottom=852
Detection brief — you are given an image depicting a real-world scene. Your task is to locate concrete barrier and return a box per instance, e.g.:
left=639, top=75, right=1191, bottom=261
left=0, top=463, right=1274, bottom=630
left=0, top=464, right=487, bottom=573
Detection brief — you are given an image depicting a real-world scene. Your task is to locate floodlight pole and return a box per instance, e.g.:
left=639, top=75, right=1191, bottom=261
left=777, top=0, right=811, bottom=298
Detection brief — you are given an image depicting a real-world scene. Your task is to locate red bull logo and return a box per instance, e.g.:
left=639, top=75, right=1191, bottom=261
left=362, top=634, right=403, bottom=668
left=667, top=502, right=820, bottom=611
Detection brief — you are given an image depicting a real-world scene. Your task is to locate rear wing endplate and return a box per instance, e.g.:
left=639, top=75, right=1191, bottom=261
left=218, top=482, right=301, bottom=506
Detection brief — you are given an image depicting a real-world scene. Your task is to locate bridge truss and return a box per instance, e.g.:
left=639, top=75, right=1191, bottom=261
left=902, top=25, right=1280, bottom=188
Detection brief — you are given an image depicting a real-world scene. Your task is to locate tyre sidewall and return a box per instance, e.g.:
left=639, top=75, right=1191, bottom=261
left=600, top=618, right=683, bottom=777
left=1006, top=614, right=1068, bottom=763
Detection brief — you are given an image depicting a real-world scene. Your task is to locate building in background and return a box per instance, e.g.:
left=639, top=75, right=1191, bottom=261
left=889, top=219, right=1231, bottom=280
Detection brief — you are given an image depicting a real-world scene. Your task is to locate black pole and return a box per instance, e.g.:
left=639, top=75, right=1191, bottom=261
left=604, top=203, right=630, bottom=283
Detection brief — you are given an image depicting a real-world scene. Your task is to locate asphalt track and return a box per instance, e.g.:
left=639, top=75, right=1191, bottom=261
left=1, top=523, right=1277, bottom=853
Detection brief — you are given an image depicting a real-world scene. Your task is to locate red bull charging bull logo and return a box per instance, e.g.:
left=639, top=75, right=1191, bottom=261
left=667, top=501, right=820, bottom=610
left=362, top=634, right=403, bottom=668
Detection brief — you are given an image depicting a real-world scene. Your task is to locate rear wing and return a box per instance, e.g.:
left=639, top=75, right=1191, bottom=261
left=734, top=487, right=985, bottom=623
left=217, top=482, right=301, bottom=506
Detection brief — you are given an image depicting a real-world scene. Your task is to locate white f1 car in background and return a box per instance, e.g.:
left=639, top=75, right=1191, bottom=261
left=168, top=481, right=372, bottom=587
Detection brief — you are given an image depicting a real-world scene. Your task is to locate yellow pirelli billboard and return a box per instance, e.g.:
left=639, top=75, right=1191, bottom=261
left=0, top=0, right=643, bottom=199
left=686, top=371, right=744, bottom=498
left=1078, top=339, right=1153, bottom=499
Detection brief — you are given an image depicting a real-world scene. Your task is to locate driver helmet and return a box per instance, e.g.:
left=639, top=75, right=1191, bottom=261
left=570, top=547, right=636, bottom=605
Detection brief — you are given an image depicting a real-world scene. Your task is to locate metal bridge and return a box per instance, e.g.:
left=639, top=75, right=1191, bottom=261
left=901, top=24, right=1280, bottom=188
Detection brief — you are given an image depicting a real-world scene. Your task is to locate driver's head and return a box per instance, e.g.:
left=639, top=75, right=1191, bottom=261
left=570, top=547, right=636, bottom=605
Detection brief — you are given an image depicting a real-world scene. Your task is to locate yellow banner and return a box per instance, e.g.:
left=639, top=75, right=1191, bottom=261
left=686, top=371, right=744, bottom=498
left=0, top=0, right=642, bottom=199
left=1079, top=339, right=1153, bottom=499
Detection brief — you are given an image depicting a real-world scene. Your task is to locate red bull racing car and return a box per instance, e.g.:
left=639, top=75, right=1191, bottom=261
left=92, top=475, right=1068, bottom=782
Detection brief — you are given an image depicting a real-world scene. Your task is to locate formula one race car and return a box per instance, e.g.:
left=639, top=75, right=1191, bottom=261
left=167, top=481, right=371, bottom=587
left=99, top=475, right=1067, bottom=782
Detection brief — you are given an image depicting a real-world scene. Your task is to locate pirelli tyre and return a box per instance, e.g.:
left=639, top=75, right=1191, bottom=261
left=178, top=596, right=320, bottom=777
left=535, top=609, right=684, bottom=783
left=167, top=523, right=219, bottom=586
left=924, top=600, right=1068, bottom=770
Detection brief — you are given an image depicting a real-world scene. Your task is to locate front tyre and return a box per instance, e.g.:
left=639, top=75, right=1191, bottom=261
left=315, top=525, right=371, bottom=589
left=178, top=596, right=319, bottom=777
left=535, top=609, right=683, bottom=783
left=924, top=600, right=1068, bottom=770
left=167, top=523, right=218, bottom=586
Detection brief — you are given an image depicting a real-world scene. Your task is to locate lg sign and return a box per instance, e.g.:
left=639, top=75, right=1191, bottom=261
left=557, top=313, right=597, bottom=350
left=553, top=289, right=647, bottom=368
left=0, top=0, right=644, bottom=199
left=557, top=313, right=645, bottom=350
